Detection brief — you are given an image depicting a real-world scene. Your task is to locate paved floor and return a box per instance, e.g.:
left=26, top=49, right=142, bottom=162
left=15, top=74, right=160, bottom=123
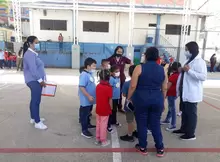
left=0, top=69, right=220, bottom=162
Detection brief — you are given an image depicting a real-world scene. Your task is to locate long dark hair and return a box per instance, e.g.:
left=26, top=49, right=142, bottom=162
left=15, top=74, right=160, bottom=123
left=111, top=46, right=124, bottom=57
left=23, top=36, right=37, bottom=55
left=185, top=41, right=199, bottom=64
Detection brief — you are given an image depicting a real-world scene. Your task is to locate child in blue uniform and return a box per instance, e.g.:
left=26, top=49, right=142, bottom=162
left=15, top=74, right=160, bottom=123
left=107, top=65, right=121, bottom=132
left=79, top=57, right=97, bottom=138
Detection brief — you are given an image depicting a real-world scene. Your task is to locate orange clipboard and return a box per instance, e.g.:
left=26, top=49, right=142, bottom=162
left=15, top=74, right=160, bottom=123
left=41, top=83, right=57, bottom=97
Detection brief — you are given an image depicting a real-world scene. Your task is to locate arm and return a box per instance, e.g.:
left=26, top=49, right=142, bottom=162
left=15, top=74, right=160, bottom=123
left=187, top=59, right=207, bottom=81
left=124, top=57, right=133, bottom=65
left=167, top=82, right=172, bottom=91
left=25, top=53, right=43, bottom=83
left=109, top=87, right=113, bottom=109
left=162, top=68, right=168, bottom=98
left=79, top=74, right=93, bottom=100
left=127, top=65, right=141, bottom=100
left=79, top=87, right=91, bottom=98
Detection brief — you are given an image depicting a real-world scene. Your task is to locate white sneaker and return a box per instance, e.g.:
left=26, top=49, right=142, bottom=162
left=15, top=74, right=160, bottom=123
left=147, top=130, right=152, bottom=135
left=177, top=111, right=182, bottom=117
left=30, top=118, right=45, bottom=124
left=34, top=122, right=48, bottom=130
left=101, top=140, right=110, bottom=147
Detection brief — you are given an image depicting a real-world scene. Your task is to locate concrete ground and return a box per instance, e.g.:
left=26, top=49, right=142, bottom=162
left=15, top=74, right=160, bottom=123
left=0, top=69, right=220, bottom=162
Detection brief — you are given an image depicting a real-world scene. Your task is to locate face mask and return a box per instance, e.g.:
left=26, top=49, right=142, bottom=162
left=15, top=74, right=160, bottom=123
left=184, top=51, right=192, bottom=58
left=107, top=64, right=111, bottom=69
left=116, top=54, right=122, bottom=57
left=90, top=69, right=95, bottom=74
left=34, top=43, right=40, bottom=51
left=115, top=72, right=120, bottom=77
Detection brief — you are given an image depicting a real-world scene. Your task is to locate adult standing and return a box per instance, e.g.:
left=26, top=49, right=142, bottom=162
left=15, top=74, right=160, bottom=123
left=127, top=47, right=167, bottom=157
left=210, top=53, right=217, bottom=72
left=23, top=36, right=47, bottom=130
left=58, top=33, right=64, bottom=53
left=173, top=41, right=207, bottom=140
left=17, top=47, right=23, bottom=71
left=0, top=49, right=4, bottom=69
left=107, top=46, right=132, bottom=113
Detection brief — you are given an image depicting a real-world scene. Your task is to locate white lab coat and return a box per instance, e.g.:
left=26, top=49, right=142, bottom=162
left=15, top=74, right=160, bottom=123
left=176, top=55, right=207, bottom=103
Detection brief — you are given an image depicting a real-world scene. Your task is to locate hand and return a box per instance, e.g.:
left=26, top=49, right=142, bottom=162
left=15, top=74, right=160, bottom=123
left=178, top=67, right=183, bottom=73
left=127, top=98, right=132, bottom=104
left=88, top=95, right=94, bottom=102
left=183, top=65, right=190, bottom=72
left=40, top=81, right=46, bottom=88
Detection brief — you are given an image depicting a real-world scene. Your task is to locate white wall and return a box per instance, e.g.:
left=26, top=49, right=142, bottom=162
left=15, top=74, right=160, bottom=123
left=31, top=9, right=73, bottom=42
left=31, top=10, right=199, bottom=46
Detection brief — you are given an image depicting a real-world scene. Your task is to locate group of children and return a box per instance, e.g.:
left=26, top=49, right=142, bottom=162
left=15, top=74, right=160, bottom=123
left=0, top=49, right=17, bottom=69
left=78, top=56, right=182, bottom=147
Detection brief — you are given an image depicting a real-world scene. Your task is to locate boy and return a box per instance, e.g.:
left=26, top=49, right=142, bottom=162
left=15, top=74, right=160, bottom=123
left=96, top=69, right=112, bottom=146
left=120, top=65, right=137, bottom=142
left=79, top=57, right=97, bottom=138
left=97, top=59, right=110, bottom=79
left=108, top=65, right=121, bottom=132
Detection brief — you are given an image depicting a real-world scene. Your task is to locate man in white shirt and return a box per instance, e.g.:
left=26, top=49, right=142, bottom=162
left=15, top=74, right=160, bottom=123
left=0, top=49, right=5, bottom=69
left=173, top=41, right=207, bottom=141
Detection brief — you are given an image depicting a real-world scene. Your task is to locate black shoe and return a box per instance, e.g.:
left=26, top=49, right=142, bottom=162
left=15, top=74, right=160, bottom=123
left=180, top=134, right=196, bottom=141
left=81, top=131, right=93, bottom=138
left=88, top=124, right=96, bottom=129
left=172, top=129, right=185, bottom=134
left=120, top=134, right=134, bottom=142
left=135, top=144, right=148, bottom=155
left=132, top=130, right=138, bottom=138
left=107, top=127, right=114, bottom=133
left=156, top=149, right=165, bottom=157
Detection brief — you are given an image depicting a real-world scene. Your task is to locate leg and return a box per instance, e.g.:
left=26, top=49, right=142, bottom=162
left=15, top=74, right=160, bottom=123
left=180, top=102, right=187, bottom=132
left=80, top=106, right=91, bottom=132
left=88, top=105, right=93, bottom=125
left=100, top=116, right=109, bottom=142
left=118, top=81, right=125, bottom=111
left=185, top=102, right=198, bottom=137
left=96, top=114, right=101, bottom=141
left=168, top=96, right=176, bottom=127
left=149, top=105, right=164, bottom=150
left=111, top=99, right=118, bottom=124
left=135, top=109, right=148, bottom=148
left=27, top=81, right=42, bottom=123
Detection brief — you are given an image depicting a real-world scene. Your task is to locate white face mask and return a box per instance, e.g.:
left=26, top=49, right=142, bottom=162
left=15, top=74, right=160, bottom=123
left=184, top=51, right=192, bottom=58
left=90, top=69, right=96, bottom=73
left=115, top=72, right=120, bottom=77
left=107, top=64, right=111, bottom=69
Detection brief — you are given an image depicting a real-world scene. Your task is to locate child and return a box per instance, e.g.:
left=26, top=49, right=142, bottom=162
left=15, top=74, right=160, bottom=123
left=97, top=59, right=110, bottom=79
left=95, top=69, right=112, bottom=146
left=107, top=65, right=121, bottom=132
left=161, top=62, right=181, bottom=131
left=78, top=57, right=97, bottom=138
left=120, top=65, right=137, bottom=142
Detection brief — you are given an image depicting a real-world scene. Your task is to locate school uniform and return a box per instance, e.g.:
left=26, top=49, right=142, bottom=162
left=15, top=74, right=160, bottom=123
left=132, top=61, right=165, bottom=150
left=23, top=48, right=46, bottom=123
left=96, top=81, right=112, bottom=142
left=78, top=70, right=96, bottom=133
left=108, top=76, right=120, bottom=126
left=0, top=51, right=4, bottom=69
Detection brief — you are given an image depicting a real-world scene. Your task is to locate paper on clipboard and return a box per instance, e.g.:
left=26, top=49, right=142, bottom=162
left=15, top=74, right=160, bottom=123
left=41, top=82, right=57, bottom=97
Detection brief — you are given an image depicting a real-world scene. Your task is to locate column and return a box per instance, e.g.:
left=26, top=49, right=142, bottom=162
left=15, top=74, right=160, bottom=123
left=155, top=14, right=161, bottom=46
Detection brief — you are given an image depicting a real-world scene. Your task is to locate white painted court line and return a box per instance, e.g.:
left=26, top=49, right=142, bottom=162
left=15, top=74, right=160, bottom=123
left=111, top=126, right=122, bottom=162
left=204, top=92, right=220, bottom=98
left=204, top=95, right=220, bottom=102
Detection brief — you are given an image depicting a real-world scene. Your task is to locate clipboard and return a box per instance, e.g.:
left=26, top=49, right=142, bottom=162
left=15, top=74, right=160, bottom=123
left=41, top=83, right=57, bottom=97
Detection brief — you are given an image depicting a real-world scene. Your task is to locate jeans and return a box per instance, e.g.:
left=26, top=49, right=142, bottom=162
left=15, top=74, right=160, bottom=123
left=0, top=59, right=4, bottom=68
left=27, top=81, right=42, bottom=123
left=180, top=101, right=198, bottom=136
left=96, top=115, right=109, bottom=142
left=108, top=99, right=118, bottom=127
left=165, top=96, right=177, bottom=127
left=80, top=105, right=93, bottom=132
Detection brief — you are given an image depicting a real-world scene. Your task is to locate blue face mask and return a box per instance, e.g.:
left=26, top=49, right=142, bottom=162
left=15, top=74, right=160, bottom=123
left=34, top=43, right=40, bottom=51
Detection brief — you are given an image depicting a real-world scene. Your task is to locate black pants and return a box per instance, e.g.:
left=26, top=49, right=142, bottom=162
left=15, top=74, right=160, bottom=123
left=108, top=99, right=119, bottom=127
left=0, top=59, right=4, bottom=69
left=180, top=101, right=198, bottom=136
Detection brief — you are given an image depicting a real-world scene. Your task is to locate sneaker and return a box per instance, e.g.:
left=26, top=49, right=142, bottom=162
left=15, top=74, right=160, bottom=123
left=88, top=124, right=96, bottom=129
left=107, top=127, right=114, bottom=133
left=161, top=120, right=170, bottom=125
left=156, top=149, right=165, bottom=157
left=132, top=130, right=138, bottom=138
left=114, top=122, right=122, bottom=127
left=30, top=118, right=45, bottom=124
left=180, top=135, right=196, bottom=141
left=177, top=111, right=182, bottom=116
left=147, top=130, right=152, bottom=135
left=172, top=129, right=185, bottom=134
left=81, top=131, right=93, bottom=138
left=135, top=144, right=148, bottom=155
left=95, top=140, right=101, bottom=145
left=166, top=126, right=176, bottom=132
left=101, top=140, right=110, bottom=147
left=34, top=122, right=48, bottom=130
left=120, top=134, right=134, bottom=142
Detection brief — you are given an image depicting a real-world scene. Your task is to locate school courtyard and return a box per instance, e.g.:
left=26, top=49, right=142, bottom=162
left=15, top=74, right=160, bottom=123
left=0, top=69, right=220, bottom=162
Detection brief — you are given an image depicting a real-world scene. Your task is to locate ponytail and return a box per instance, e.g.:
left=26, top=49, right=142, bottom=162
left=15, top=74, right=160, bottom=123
left=23, top=41, right=29, bottom=56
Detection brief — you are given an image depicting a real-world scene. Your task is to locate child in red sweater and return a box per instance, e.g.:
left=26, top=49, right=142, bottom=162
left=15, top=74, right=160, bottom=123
left=96, top=69, right=112, bottom=147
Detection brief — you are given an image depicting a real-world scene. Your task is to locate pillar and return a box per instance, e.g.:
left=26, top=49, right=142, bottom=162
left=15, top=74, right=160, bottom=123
left=155, top=14, right=161, bottom=46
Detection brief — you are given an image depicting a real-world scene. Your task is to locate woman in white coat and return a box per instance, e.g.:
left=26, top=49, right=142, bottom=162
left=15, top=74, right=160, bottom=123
left=173, top=41, right=207, bottom=140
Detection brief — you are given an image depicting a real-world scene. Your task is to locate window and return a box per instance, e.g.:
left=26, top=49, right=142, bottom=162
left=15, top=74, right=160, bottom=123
left=165, top=24, right=191, bottom=35
left=83, top=21, right=109, bottom=33
left=40, top=19, right=67, bottom=31
left=149, top=23, right=157, bottom=27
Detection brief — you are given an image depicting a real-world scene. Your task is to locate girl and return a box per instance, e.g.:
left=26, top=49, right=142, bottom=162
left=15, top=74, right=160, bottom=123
left=161, top=62, right=181, bottom=131
left=96, top=69, right=112, bottom=146
left=108, top=65, right=121, bottom=133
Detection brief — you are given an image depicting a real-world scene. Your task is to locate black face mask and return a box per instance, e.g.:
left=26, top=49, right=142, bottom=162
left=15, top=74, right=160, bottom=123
left=115, top=54, right=122, bottom=57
